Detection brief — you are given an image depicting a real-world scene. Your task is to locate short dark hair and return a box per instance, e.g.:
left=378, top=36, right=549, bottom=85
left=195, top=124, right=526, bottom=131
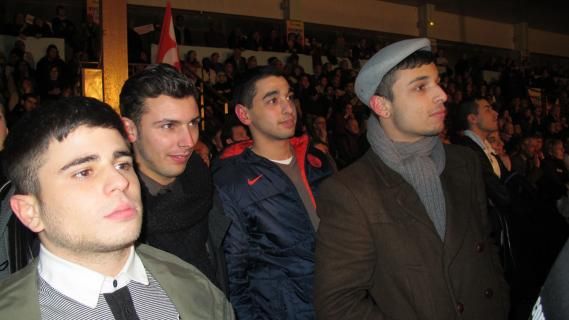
left=3, top=97, right=127, bottom=196
left=456, top=98, right=483, bottom=131
left=221, top=115, right=247, bottom=147
left=119, top=64, right=198, bottom=125
left=22, top=93, right=38, bottom=102
left=374, top=50, right=435, bottom=101
left=233, top=66, right=285, bottom=109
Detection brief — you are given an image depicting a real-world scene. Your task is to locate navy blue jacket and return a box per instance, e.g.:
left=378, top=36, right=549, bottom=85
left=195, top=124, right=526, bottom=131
left=212, top=135, right=333, bottom=320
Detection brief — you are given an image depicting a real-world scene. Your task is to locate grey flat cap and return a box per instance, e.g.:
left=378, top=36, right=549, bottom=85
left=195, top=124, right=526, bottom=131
left=355, top=38, right=431, bottom=106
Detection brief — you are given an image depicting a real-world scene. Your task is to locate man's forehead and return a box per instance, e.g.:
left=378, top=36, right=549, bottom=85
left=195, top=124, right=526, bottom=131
left=254, top=76, right=290, bottom=97
left=141, top=95, right=198, bottom=116
left=49, top=126, right=127, bottom=152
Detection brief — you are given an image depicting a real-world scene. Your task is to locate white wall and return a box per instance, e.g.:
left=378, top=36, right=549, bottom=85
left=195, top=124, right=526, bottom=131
left=127, top=0, right=283, bottom=19
left=0, top=36, right=66, bottom=67
left=529, top=29, right=569, bottom=57
left=431, top=11, right=514, bottom=50
left=293, top=0, right=419, bottom=36
left=129, top=0, right=569, bottom=58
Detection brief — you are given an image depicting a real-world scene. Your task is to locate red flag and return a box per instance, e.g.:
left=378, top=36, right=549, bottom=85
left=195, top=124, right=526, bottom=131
left=156, top=1, right=180, bottom=71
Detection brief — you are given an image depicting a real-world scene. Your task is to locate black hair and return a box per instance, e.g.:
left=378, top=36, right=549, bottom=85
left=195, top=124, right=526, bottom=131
left=3, top=97, right=127, bottom=196
left=119, top=64, right=198, bottom=125
left=374, top=50, right=435, bottom=101
left=220, top=115, right=248, bottom=147
left=233, top=66, right=285, bottom=109
left=455, top=98, right=484, bottom=131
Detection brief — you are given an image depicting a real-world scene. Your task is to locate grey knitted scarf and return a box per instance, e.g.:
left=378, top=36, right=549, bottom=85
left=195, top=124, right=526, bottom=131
left=367, top=116, right=447, bottom=239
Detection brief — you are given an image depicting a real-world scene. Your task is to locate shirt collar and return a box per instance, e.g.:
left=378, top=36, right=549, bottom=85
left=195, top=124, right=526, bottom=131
left=463, top=130, right=497, bottom=154
left=38, top=245, right=149, bottom=309
left=138, top=170, right=174, bottom=196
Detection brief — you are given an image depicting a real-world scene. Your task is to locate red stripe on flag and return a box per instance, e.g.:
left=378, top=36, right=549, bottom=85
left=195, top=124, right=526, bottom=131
left=156, top=1, right=181, bottom=71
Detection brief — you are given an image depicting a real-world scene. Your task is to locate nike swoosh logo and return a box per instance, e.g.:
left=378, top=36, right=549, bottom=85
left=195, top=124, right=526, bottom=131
left=247, top=174, right=263, bottom=186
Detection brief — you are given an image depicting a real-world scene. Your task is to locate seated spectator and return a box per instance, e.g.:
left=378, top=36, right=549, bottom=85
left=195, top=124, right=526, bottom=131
left=220, top=118, right=250, bottom=149
left=51, top=5, right=75, bottom=42
left=13, top=40, right=35, bottom=68
left=225, top=48, right=246, bottom=76
left=213, top=72, right=232, bottom=101
left=36, top=44, right=66, bottom=85
left=23, top=17, right=53, bottom=38
left=201, top=57, right=217, bottom=84
left=8, top=93, right=38, bottom=127
left=39, top=65, right=65, bottom=102
left=247, top=31, right=263, bottom=51
left=511, top=136, right=543, bottom=186
left=267, top=56, right=284, bottom=70
left=246, top=56, right=257, bottom=70
left=334, top=117, right=368, bottom=169
left=227, top=28, right=247, bottom=49
left=210, top=52, right=224, bottom=73
left=174, top=15, right=192, bottom=45
left=79, top=14, right=101, bottom=61
left=488, top=130, right=512, bottom=171
left=535, top=139, right=569, bottom=280
left=263, top=29, right=283, bottom=52
left=4, top=13, right=28, bottom=36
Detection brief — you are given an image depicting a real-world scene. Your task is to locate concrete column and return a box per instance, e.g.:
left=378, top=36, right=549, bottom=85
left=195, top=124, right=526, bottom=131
left=418, top=3, right=436, bottom=38
left=101, top=0, right=128, bottom=111
left=514, top=22, right=529, bottom=59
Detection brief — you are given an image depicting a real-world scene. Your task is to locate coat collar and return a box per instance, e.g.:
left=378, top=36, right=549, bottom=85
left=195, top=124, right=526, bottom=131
left=363, top=145, right=471, bottom=255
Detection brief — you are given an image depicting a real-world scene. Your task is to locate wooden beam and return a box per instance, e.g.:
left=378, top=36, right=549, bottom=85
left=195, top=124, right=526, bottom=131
left=101, top=0, right=128, bottom=112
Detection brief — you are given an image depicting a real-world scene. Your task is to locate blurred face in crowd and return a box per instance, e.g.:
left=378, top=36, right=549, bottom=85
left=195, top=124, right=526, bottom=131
left=236, top=76, right=296, bottom=145
left=125, top=95, right=200, bottom=186
left=487, top=131, right=505, bottom=155
left=313, top=116, right=327, bottom=133
left=50, top=66, right=60, bottom=81
left=11, top=126, right=142, bottom=260
left=47, top=47, right=58, bottom=60
left=23, top=96, right=38, bottom=112
left=535, top=137, right=543, bottom=153
left=370, top=63, right=447, bottom=143
left=470, top=99, right=498, bottom=135
left=550, top=141, right=564, bottom=160
left=521, top=138, right=538, bottom=158
left=231, top=125, right=249, bottom=143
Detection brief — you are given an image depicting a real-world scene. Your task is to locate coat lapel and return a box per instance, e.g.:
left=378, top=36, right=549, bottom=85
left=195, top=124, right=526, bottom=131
left=441, top=150, right=470, bottom=264
left=365, top=151, right=441, bottom=236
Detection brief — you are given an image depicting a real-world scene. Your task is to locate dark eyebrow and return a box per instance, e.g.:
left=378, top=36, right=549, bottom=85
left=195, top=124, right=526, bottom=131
left=262, top=90, right=279, bottom=100
left=407, top=75, right=430, bottom=86
left=152, top=119, right=181, bottom=126
left=114, top=150, right=132, bottom=159
left=60, top=150, right=132, bottom=172
left=60, top=155, right=99, bottom=172
left=153, top=116, right=202, bottom=125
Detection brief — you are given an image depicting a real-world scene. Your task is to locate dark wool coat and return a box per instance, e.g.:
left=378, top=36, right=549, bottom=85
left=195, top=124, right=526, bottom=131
left=315, top=145, right=510, bottom=320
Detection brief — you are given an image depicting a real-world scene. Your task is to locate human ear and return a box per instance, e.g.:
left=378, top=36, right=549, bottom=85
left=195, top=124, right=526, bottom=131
left=235, top=104, right=251, bottom=126
left=10, top=194, right=44, bottom=233
left=467, top=113, right=478, bottom=126
left=369, top=95, right=392, bottom=119
left=121, top=117, right=138, bottom=143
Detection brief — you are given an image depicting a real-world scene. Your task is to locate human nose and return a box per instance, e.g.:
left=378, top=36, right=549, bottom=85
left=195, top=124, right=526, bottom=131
left=281, top=97, right=294, bottom=114
left=178, top=125, right=198, bottom=148
left=434, top=85, right=448, bottom=104
left=104, top=166, right=130, bottom=194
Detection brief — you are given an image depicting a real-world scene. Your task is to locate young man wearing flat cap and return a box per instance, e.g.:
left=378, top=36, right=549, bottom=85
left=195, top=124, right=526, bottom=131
left=314, top=38, right=509, bottom=319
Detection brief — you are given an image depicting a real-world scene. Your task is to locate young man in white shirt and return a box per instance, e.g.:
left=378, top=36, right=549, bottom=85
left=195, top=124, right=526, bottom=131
left=0, top=96, right=233, bottom=319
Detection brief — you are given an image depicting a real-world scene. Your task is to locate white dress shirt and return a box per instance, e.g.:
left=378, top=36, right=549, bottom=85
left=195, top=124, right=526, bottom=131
left=38, top=245, right=149, bottom=309
left=463, top=130, right=501, bottom=178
